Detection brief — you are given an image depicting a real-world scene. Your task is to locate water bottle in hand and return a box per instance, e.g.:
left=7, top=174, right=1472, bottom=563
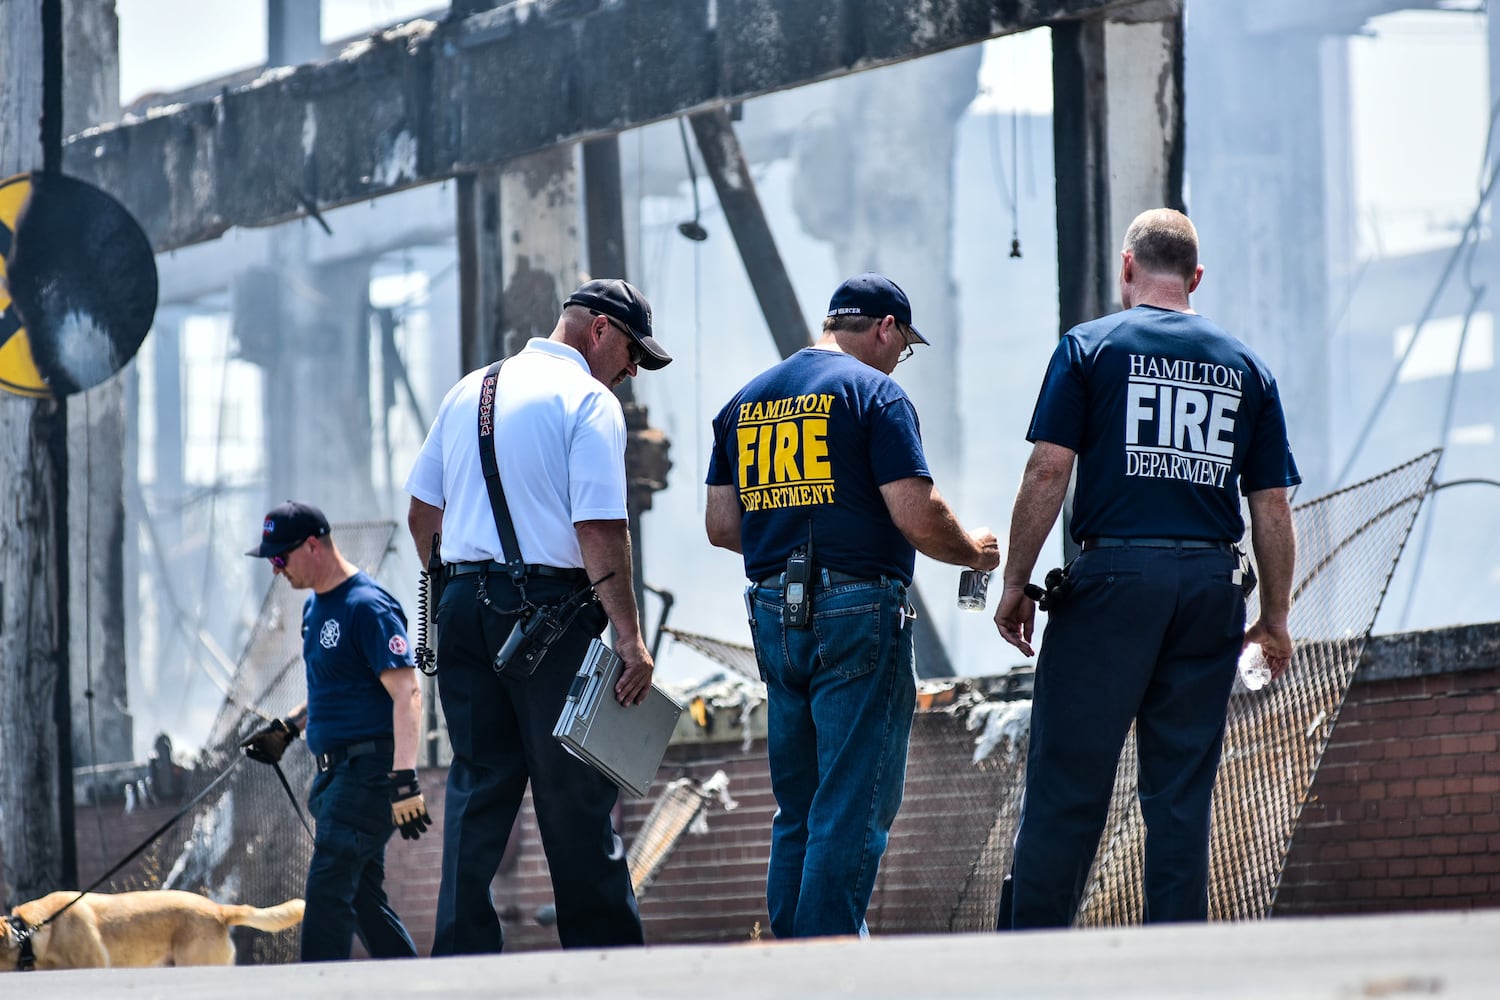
left=1239, top=643, right=1272, bottom=691
left=957, top=569, right=990, bottom=612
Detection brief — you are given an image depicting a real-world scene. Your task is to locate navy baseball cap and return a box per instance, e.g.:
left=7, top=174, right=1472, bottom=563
left=826, top=272, right=929, bottom=344
left=564, top=278, right=672, bottom=370
left=246, top=500, right=330, bottom=558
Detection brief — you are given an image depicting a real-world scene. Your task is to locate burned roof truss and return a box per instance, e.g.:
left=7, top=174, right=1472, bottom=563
left=65, top=0, right=1163, bottom=251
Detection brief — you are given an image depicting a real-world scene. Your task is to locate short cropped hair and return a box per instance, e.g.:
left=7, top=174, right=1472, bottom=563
left=822, top=314, right=880, bottom=335
left=1123, top=209, right=1199, bottom=282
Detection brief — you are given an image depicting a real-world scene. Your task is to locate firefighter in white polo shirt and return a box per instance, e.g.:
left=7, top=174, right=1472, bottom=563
left=405, top=278, right=670, bottom=954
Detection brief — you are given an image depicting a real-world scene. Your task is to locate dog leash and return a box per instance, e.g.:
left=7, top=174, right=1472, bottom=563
left=6, top=755, right=245, bottom=970
left=269, top=759, right=316, bottom=842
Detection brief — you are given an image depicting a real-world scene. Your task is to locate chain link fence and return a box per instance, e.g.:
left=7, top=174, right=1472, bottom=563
left=904, top=450, right=1440, bottom=930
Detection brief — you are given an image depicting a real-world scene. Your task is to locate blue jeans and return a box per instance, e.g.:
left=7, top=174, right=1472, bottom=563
left=302, top=753, right=418, bottom=962
left=749, top=575, right=916, bottom=938
left=1004, top=545, right=1245, bottom=929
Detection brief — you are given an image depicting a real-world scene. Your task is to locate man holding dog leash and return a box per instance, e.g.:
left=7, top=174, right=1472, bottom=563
left=241, top=501, right=428, bottom=961
left=405, top=278, right=669, bottom=955
left=991, top=209, right=1299, bottom=929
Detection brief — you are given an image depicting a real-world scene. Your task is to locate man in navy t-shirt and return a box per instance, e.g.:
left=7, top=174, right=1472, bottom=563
left=240, top=501, right=429, bottom=961
left=992, top=209, right=1300, bottom=928
left=706, top=273, right=999, bottom=939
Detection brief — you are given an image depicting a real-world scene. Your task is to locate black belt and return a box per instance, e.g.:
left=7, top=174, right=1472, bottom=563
left=315, top=739, right=393, bottom=773
left=755, top=568, right=873, bottom=589
left=446, top=561, right=588, bottom=584
left=1082, top=537, right=1232, bottom=552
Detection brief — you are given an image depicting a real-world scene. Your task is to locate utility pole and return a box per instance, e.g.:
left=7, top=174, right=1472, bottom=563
left=0, top=0, right=74, bottom=903
left=66, top=0, right=131, bottom=776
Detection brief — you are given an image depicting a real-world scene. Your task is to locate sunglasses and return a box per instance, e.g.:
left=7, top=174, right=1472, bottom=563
left=594, top=312, right=644, bottom=367
left=268, top=537, right=308, bottom=569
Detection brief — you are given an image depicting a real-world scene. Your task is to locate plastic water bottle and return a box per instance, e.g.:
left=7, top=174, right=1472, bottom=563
left=957, top=569, right=990, bottom=611
left=1238, top=643, right=1272, bottom=691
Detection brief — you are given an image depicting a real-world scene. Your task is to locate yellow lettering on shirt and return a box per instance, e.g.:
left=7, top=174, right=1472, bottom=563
left=733, top=396, right=838, bottom=510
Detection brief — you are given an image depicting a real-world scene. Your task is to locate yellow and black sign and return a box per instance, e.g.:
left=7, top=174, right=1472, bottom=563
left=0, top=176, right=46, bottom=398
left=0, top=172, right=157, bottom=398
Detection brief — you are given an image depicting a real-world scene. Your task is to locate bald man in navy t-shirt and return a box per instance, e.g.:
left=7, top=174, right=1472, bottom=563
left=993, top=209, right=1299, bottom=929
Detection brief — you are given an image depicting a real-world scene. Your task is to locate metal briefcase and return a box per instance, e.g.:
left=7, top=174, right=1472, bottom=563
left=552, top=638, right=683, bottom=797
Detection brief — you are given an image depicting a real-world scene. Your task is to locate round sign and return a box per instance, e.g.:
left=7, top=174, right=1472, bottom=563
left=0, top=172, right=158, bottom=398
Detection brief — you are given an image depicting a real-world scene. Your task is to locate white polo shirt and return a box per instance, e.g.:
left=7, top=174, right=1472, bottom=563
left=404, top=338, right=628, bottom=567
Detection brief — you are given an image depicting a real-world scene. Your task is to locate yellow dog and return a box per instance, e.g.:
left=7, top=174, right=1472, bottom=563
left=1, top=889, right=304, bottom=970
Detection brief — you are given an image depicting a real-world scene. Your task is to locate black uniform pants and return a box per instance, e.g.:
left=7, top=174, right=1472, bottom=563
left=1004, top=544, right=1245, bottom=928
left=431, top=573, right=642, bottom=955
left=302, top=752, right=418, bottom=961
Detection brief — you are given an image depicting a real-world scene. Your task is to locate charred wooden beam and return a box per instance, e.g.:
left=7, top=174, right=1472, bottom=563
left=688, top=108, right=811, bottom=359
left=65, top=0, right=1162, bottom=252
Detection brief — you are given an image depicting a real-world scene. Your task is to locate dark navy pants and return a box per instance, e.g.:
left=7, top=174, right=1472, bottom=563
left=302, top=751, right=418, bottom=962
left=432, top=573, right=643, bottom=955
left=1004, top=544, right=1245, bottom=929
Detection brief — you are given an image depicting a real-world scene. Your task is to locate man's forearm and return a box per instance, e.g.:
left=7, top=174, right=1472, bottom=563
left=881, top=478, right=983, bottom=566
left=576, top=519, right=644, bottom=644
left=379, top=668, right=423, bottom=772
left=391, top=684, right=422, bottom=773
left=408, top=498, right=444, bottom=565
left=1247, top=488, right=1296, bottom=624
left=705, top=485, right=744, bottom=554
left=1002, top=445, right=1073, bottom=587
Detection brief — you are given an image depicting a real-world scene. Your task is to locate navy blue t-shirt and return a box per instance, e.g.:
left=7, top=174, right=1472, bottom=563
left=1028, top=305, right=1300, bottom=542
left=706, top=348, right=930, bottom=584
left=300, top=570, right=415, bottom=757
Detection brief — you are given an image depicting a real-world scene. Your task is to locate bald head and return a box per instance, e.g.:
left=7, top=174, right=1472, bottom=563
left=1123, top=209, right=1199, bottom=284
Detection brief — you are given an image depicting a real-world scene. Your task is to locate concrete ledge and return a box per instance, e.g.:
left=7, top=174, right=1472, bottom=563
left=13, top=908, right=1500, bottom=998
left=1359, top=621, right=1500, bottom=684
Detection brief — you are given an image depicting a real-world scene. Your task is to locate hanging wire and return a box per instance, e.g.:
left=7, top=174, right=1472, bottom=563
left=692, top=216, right=705, bottom=511
left=676, top=117, right=709, bottom=243
left=1009, top=109, right=1022, bottom=258
left=986, top=96, right=1022, bottom=258
left=1334, top=92, right=1500, bottom=489
left=1396, top=242, right=1488, bottom=628
left=1367, top=83, right=1500, bottom=626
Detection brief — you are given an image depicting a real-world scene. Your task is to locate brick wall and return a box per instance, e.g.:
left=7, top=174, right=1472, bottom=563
left=74, top=798, right=186, bottom=891
left=1275, top=640, right=1500, bottom=915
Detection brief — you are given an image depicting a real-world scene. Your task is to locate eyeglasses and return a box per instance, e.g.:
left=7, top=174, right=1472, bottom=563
left=594, top=312, right=644, bottom=367
left=268, top=538, right=307, bottom=569
left=896, top=323, right=919, bottom=364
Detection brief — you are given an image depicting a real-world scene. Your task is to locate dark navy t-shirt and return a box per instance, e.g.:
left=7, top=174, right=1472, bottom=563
left=300, top=570, right=415, bottom=757
left=1028, top=305, right=1301, bottom=542
left=706, top=348, right=930, bottom=584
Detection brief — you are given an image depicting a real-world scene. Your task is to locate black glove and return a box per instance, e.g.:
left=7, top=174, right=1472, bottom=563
left=241, top=717, right=299, bottom=765
left=389, top=769, right=432, bottom=840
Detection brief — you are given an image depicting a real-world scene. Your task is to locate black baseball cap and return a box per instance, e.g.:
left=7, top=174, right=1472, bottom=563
left=563, top=278, right=672, bottom=371
left=826, top=272, right=929, bottom=345
left=245, top=500, right=330, bottom=558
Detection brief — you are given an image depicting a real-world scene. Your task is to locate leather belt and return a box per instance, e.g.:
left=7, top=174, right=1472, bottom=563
left=755, top=568, right=872, bottom=589
left=1082, top=537, right=1232, bottom=552
left=446, top=561, right=588, bottom=584
left=315, top=738, right=393, bottom=773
